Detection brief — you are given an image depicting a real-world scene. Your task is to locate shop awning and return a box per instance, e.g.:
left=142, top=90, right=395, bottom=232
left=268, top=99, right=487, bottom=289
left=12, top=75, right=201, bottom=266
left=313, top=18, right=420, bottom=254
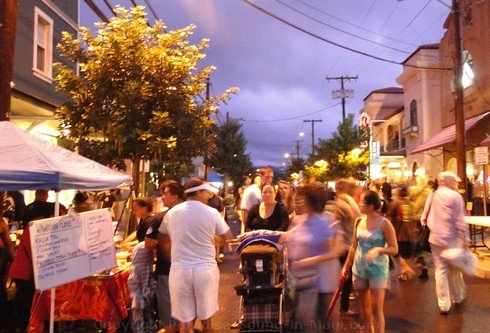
left=411, top=112, right=490, bottom=154
left=480, top=134, right=490, bottom=147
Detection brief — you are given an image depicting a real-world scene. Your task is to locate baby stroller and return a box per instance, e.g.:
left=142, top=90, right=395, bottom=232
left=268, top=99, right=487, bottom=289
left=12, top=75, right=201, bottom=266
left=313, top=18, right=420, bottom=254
left=234, top=231, right=287, bottom=332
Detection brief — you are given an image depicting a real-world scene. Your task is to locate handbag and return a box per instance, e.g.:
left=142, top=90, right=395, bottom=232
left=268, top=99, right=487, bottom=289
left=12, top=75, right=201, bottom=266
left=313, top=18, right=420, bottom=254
left=414, top=225, right=431, bottom=253
left=440, top=247, right=478, bottom=276
left=414, top=192, right=435, bottom=254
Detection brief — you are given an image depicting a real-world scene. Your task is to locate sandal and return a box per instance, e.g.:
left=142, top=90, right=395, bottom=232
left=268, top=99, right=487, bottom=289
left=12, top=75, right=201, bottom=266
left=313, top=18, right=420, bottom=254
left=398, top=272, right=409, bottom=281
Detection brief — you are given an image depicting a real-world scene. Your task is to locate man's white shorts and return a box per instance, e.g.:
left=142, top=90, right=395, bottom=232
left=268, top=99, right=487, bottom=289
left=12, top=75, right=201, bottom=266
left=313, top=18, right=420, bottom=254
left=169, top=265, right=220, bottom=323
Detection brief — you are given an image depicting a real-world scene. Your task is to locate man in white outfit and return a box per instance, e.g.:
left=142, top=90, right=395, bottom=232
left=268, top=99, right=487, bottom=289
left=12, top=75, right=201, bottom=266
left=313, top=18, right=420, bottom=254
left=421, top=171, right=470, bottom=314
left=240, top=166, right=274, bottom=233
left=159, top=178, right=233, bottom=333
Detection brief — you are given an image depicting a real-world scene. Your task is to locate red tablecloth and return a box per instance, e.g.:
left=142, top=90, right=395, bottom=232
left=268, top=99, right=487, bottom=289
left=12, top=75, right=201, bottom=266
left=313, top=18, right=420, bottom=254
left=28, top=270, right=129, bottom=333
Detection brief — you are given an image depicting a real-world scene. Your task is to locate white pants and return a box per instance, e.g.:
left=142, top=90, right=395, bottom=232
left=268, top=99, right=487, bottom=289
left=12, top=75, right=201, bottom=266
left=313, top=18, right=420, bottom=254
left=431, top=244, right=466, bottom=311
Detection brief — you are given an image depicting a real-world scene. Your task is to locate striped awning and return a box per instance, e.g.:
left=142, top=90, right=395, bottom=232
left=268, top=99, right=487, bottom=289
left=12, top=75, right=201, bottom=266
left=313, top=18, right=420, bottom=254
left=411, top=112, right=490, bottom=154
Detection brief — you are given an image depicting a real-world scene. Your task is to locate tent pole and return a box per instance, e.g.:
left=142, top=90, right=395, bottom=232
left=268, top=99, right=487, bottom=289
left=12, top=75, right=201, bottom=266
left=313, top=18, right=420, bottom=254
left=49, top=191, right=60, bottom=333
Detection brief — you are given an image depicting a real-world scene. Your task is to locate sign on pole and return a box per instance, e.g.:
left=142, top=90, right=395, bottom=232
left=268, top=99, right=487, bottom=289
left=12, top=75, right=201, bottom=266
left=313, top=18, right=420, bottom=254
left=475, top=146, right=489, bottom=165
left=30, top=209, right=116, bottom=291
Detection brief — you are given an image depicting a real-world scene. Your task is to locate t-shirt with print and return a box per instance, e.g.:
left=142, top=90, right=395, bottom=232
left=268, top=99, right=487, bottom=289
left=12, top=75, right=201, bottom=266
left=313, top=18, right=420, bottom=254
left=159, top=200, right=230, bottom=269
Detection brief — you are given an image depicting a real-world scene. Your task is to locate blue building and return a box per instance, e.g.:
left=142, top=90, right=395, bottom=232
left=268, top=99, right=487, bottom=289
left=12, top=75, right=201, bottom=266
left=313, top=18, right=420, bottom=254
left=11, top=0, right=78, bottom=142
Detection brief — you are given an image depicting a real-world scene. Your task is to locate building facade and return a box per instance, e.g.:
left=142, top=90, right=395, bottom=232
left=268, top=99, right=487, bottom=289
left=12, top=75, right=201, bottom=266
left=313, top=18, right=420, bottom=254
left=436, top=0, right=490, bottom=179
left=11, top=0, right=79, bottom=142
left=360, top=87, right=408, bottom=181
left=396, top=44, right=445, bottom=180
left=364, top=0, right=490, bottom=186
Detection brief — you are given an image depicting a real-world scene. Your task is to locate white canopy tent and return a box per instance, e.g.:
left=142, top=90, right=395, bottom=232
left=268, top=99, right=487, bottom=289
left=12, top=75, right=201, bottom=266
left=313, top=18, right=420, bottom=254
left=0, top=121, right=132, bottom=333
left=0, top=121, right=131, bottom=191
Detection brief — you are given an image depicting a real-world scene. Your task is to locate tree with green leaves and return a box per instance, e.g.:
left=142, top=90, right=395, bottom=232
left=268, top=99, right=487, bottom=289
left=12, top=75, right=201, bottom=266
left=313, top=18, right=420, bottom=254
left=285, top=157, right=306, bottom=178
left=315, top=114, right=369, bottom=180
left=54, top=6, right=237, bottom=194
left=206, top=119, right=253, bottom=194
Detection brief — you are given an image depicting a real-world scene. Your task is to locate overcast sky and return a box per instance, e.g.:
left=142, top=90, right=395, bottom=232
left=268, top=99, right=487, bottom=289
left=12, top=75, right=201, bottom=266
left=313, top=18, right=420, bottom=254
left=80, top=0, right=451, bottom=167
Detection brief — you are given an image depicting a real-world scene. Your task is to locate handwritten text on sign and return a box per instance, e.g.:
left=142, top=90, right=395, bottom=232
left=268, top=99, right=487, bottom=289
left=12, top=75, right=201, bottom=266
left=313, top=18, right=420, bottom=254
left=30, top=209, right=116, bottom=291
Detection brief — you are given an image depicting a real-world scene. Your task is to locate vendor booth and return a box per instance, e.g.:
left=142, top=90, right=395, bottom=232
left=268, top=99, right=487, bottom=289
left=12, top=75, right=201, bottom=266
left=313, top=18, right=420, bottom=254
left=0, top=121, right=132, bottom=332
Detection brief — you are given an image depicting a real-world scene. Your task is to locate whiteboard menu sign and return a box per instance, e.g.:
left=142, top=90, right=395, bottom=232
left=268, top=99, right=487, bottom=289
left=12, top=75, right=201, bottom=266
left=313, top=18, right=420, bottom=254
left=30, top=209, right=116, bottom=291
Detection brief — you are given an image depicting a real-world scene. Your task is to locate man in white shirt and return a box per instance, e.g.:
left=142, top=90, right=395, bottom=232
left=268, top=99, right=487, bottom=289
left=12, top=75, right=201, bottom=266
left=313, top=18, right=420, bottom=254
left=240, top=166, right=274, bottom=233
left=421, top=171, right=470, bottom=314
left=158, top=178, right=233, bottom=333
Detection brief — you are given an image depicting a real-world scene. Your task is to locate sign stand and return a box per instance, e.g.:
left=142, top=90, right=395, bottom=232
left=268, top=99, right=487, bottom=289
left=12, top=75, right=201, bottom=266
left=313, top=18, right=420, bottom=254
left=30, top=204, right=116, bottom=333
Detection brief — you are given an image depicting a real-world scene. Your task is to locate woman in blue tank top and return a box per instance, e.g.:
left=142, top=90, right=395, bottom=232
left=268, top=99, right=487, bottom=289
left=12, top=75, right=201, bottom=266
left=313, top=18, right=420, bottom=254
left=343, top=190, right=398, bottom=333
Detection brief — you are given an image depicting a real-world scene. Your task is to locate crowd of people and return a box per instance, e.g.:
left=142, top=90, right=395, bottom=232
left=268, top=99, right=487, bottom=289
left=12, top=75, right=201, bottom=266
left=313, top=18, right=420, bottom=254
left=0, top=167, right=472, bottom=333
left=232, top=168, right=470, bottom=333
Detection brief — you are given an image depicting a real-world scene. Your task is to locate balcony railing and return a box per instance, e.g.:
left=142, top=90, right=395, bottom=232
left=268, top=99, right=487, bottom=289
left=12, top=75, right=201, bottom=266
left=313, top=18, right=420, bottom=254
left=402, top=125, right=419, bottom=136
left=380, top=138, right=406, bottom=156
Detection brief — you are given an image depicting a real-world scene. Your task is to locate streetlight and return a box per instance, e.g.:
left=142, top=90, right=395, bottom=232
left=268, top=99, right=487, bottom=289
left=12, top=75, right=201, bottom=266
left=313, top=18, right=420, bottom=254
left=299, top=132, right=305, bottom=137
left=284, top=152, right=290, bottom=159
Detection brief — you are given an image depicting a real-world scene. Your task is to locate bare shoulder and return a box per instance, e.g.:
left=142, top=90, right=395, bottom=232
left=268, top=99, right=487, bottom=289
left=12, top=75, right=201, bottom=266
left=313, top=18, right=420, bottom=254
left=380, top=217, right=394, bottom=231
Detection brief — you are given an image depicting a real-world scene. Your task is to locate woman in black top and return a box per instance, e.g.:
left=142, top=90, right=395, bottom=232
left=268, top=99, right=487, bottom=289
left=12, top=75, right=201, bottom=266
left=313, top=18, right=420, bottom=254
left=132, top=198, right=156, bottom=242
left=246, top=183, right=289, bottom=231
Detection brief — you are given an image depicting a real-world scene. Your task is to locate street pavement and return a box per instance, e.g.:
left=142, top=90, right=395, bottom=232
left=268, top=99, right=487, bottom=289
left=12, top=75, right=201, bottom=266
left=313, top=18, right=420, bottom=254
left=210, top=214, right=490, bottom=333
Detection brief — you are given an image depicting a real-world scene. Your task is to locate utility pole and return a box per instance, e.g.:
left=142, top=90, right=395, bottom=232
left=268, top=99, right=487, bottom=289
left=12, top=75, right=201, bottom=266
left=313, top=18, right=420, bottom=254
left=303, top=119, right=322, bottom=155
left=452, top=0, right=467, bottom=197
left=293, top=140, right=302, bottom=158
left=326, top=75, right=358, bottom=121
left=0, top=0, right=19, bottom=122
left=203, top=77, right=211, bottom=180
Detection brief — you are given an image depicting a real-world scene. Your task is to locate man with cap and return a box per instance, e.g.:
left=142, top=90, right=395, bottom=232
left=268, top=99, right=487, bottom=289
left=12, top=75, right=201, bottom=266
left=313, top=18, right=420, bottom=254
left=158, top=178, right=232, bottom=333
left=421, top=170, right=470, bottom=314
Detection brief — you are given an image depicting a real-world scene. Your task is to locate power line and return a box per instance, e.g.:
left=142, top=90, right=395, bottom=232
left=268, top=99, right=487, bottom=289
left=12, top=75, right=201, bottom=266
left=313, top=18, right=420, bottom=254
left=142, top=0, right=160, bottom=21
left=241, top=0, right=452, bottom=71
left=354, top=0, right=447, bottom=90
left=326, top=0, right=376, bottom=77
left=435, top=0, right=451, bottom=9
left=84, top=0, right=109, bottom=22
left=241, top=103, right=341, bottom=123
left=402, top=0, right=433, bottom=31
left=101, top=0, right=117, bottom=17
left=293, top=0, right=419, bottom=47
left=349, top=0, right=442, bottom=76
left=274, top=0, right=412, bottom=54
left=346, top=0, right=401, bottom=75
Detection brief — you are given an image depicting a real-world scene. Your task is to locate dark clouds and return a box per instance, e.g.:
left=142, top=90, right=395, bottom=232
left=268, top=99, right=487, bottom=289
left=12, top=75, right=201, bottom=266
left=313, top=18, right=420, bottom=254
left=81, top=0, right=449, bottom=166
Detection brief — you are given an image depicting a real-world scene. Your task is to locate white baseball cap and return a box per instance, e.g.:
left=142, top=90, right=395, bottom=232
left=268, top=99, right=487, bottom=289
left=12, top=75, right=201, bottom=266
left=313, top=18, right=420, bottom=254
left=184, top=182, right=219, bottom=195
left=438, top=171, right=461, bottom=183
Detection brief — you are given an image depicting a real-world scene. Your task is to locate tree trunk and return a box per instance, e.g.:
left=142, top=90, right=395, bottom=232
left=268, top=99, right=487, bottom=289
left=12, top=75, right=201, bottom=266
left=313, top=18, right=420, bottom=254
left=0, top=0, right=18, bottom=121
left=132, top=156, right=141, bottom=197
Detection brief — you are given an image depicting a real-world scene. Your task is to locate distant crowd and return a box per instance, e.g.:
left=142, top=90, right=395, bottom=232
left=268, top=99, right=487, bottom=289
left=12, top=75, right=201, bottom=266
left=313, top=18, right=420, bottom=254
left=0, top=167, right=472, bottom=333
